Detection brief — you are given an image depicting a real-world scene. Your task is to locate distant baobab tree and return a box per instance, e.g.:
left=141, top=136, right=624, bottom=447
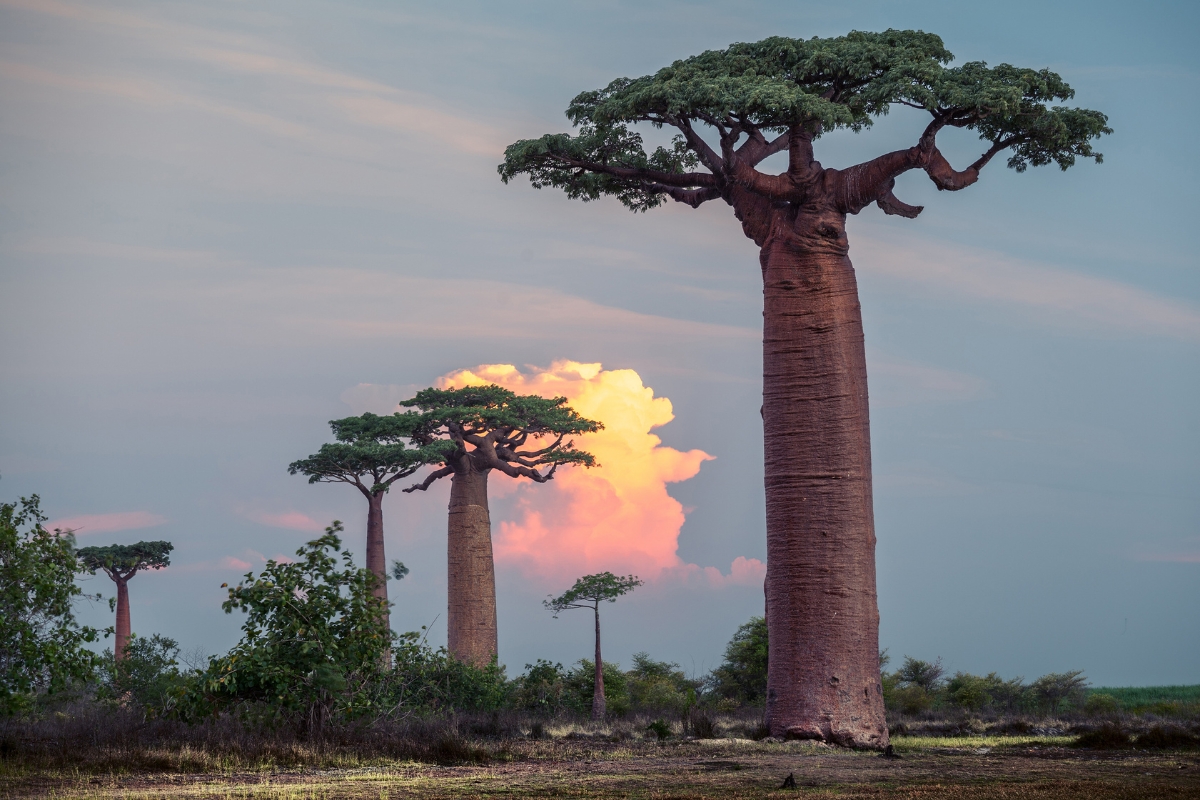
left=402, top=385, right=601, bottom=666
left=500, top=30, right=1109, bottom=746
left=76, top=541, right=173, bottom=661
left=544, top=572, right=642, bottom=719
left=289, top=413, right=451, bottom=630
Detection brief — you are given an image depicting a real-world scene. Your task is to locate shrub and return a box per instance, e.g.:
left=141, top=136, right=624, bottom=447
left=626, top=653, right=698, bottom=714
left=706, top=616, right=767, bottom=704
left=96, top=634, right=184, bottom=714
left=890, top=685, right=933, bottom=715
left=689, top=709, right=717, bottom=739
left=645, top=718, right=671, bottom=740
left=184, top=523, right=392, bottom=732
left=1084, top=692, right=1119, bottom=716
left=1032, top=671, right=1088, bottom=715
left=1136, top=725, right=1199, bottom=749
left=379, top=633, right=509, bottom=714
left=510, top=659, right=567, bottom=715
left=945, top=672, right=993, bottom=711
left=1075, top=722, right=1132, bottom=749
left=564, top=659, right=628, bottom=716
left=896, top=657, right=944, bottom=693
left=0, top=495, right=104, bottom=714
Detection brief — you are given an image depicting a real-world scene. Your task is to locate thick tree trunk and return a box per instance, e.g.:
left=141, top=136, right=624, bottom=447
left=114, top=577, right=130, bottom=662
left=758, top=205, right=887, bottom=748
left=365, top=490, right=389, bottom=631
left=446, top=457, right=498, bottom=666
left=592, top=607, right=605, bottom=720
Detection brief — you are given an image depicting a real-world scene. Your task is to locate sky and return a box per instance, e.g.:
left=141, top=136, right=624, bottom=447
left=1, top=0, right=1197, bottom=687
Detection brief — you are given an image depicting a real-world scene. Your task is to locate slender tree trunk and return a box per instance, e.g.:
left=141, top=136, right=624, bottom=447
left=758, top=205, right=888, bottom=748
left=365, top=490, right=389, bottom=632
left=592, top=605, right=605, bottom=720
left=114, top=576, right=130, bottom=662
left=446, top=456, right=497, bottom=666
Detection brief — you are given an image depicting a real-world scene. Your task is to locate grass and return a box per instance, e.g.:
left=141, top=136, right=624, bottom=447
left=1090, top=685, right=1200, bottom=713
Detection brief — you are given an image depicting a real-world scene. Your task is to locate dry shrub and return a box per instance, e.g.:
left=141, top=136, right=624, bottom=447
left=1074, top=722, right=1132, bottom=749
left=1136, top=724, right=1199, bottom=749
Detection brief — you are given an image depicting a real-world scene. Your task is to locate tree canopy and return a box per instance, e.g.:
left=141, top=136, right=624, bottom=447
left=77, top=541, right=173, bottom=582
left=499, top=30, right=1110, bottom=216
left=402, top=385, right=602, bottom=491
left=0, top=495, right=104, bottom=713
left=544, top=572, right=643, bottom=615
left=288, top=412, right=455, bottom=497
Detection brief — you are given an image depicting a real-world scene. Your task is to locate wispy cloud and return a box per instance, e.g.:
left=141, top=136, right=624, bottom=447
left=855, top=234, right=1200, bottom=341
left=245, top=511, right=326, bottom=533
left=867, top=352, right=986, bottom=407
left=46, top=511, right=167, bottom=535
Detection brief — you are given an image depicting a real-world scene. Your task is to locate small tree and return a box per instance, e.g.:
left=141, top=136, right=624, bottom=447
left=76, top=540, right=172, bottom=661
left=289, top=412, right=451, bottom=628
left=195, top=521, right=392, bottom=732
left=544, top=571, right=641, bottom=719
left=403, top=385, right=602, bottom=666
left=0, top=495, right=103, bottom=713
left=1032, top=670, right=1088, bottom=715
left=707, top=616, right=769, bottom=705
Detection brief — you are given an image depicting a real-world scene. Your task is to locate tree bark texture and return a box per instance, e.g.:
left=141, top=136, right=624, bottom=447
left=592, top=606, right=605, bottom=720
left=114, top=577, right=130, bottom=662
left=446, top=455, right=498, bottom=666
left=365, top=491, right=389, bottom=631
left=755, top=200, right=887, bottom=748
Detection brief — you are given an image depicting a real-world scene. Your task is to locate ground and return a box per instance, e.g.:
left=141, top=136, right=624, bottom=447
left=3, top=737, right=1198, bottom=799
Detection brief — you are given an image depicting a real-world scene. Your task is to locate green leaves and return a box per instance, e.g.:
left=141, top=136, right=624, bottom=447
left=289, top=412, right=452, bottom=493
left=0, top=495, right=103, bottom=714
left=191, top=521, right=392, bottom=728
left=499, top=29, right=1109, bottom=212
left=76, top=540, right=173, bottom=579
left=544, top=571, right=642, bottom=615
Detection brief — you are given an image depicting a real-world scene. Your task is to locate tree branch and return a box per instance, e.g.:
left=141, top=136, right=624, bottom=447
left=651, top=184, right=721, bottom=207
left=402, top=466, right=454, bottom=493
left=551, top=154, right=717, bottom=189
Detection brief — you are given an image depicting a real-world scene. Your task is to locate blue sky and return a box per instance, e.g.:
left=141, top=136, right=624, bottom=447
left=1, top=0, right=1196, bottom=686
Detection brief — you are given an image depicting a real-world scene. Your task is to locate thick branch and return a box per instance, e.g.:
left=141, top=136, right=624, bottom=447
left=403, top=465, right=454, bottom=493
left=669, top=115, right=724, bottom=174
left=652, top=184, right=721, bottom=207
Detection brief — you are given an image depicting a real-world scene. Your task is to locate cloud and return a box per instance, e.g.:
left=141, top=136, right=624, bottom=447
left=867, top=352, right=986, bottom=407
left=46, top=511, right=167, bottom=535
left=855, top=233, right=1200, bottom=341
left=246, top=511, right=326, bottom=533
left=434, top=361, right=763, bottom=586
left=220, top=556, right=253, bottom=571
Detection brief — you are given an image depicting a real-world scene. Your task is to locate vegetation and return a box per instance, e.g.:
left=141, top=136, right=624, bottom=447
left=0, top=495, right=104, bottom=714
left=544, top=572, right=642, bottom=718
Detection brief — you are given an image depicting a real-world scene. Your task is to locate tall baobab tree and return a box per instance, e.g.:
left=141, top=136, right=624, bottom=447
left=289, top=413, right=451, bottom=629
left=76, top=541, right=173, bottom=661
left=499, top=30, right=1109, bottom=747
left=402, top=385, right=601, bottom=666
left=544, top=571, right=642, bottom=719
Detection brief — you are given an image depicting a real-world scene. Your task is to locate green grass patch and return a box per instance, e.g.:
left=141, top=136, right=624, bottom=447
left=891, top=735, right=1075, bottom=751
left=1088, top=685, right=1200, bottom=715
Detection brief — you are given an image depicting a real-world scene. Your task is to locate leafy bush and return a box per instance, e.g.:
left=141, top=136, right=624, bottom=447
left=896, top=657, right=944, bottom=693
left=185, top=523, right=392, bottom=732
left=1031, top=670, right=1088, bottom=714
left=1084, top=692, right=1119, bottom=716
left=97, top=634, right=184, bottom=714
left=645, top=718, right=671, bottom=740
left=1074, top=722, right=1132, bottom=749
left=0, top=495, right=104, bottom=715
left=626, top=653, right=698, bottom=714
left=706, top=616, right=767, bottom=704
left=380, top=633, right=509, bottom=714
left=510, top=659, right=568, bottom=715
left=564, top=660, right=628, bottom=716
left=945, top=672, right=993, bottom=711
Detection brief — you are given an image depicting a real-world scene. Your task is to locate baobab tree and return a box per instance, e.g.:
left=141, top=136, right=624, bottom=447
left=289, top=413, right=451, bottom=628
left=76, top=541, right=173, bottom=661
left=544, top=572, right=642, bottom=719
left=402, top=385, right=601, bottom=666
left=499, top=30, right=1109, bottom=746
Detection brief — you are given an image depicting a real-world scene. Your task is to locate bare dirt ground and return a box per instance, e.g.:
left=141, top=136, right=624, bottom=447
left=4, top=739, right=1199, bottom=799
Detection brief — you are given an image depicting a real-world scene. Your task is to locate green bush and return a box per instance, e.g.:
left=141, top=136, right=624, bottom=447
left=626, top=653, right=698, bottom=714
left=97, top=634, right=184, bottom=714
left=706, top=616, right=767, bottom=704
left=564, top=659, right=628, bottom=716
left=1031, top=670, right=1088, bottom=714
left=184, top=523, right=392, bottom=732
left=381, top=633, right=509, bottom=714
left=510, top=659, right=568, bottom=715
left=0, top=495, right=104, bottom=715
left=945, top=672, right=993, bottom=711
left=1084, top=692, right=1119, bottom=716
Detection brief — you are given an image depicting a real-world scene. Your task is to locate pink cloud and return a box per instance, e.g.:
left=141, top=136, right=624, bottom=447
left=436, top=361, right=760, bottom=587
left=220, top=556, right=253, bottom=570
left=47, top=511, right=166, bottom=535
left=247, top=511, right=325, bottom=532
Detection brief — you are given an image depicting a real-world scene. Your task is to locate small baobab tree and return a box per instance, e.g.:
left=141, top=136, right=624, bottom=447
left=76, top=541, right=172, bottom=661
left=544, top=571, right=642, bottom=719
left=288, top=412, right=451, bottom=629
left=402, top=385, right=601, bottom=666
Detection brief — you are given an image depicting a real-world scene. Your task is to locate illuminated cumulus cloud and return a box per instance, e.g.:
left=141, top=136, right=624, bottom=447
left=435, top=361, right=764, bottom=586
